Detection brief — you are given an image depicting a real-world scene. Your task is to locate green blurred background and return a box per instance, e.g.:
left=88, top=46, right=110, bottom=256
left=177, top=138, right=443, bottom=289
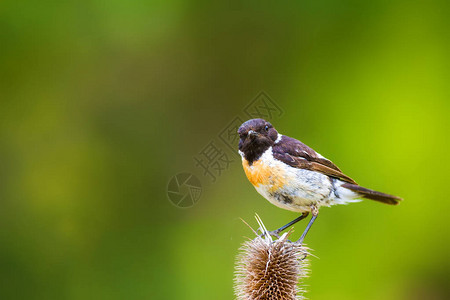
left=1, top=1, right=449, bottom=299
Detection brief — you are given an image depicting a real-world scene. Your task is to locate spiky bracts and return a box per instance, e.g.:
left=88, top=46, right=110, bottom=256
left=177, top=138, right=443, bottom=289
left=234, top=216, right=309, bottom=300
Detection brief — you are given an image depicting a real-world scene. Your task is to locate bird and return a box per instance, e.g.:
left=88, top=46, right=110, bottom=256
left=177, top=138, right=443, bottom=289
left=238, top=118, right=402, bottom=242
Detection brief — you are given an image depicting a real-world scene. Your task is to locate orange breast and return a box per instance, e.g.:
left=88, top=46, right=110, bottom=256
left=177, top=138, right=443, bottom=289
left=242, top=158, right=287, bottom=192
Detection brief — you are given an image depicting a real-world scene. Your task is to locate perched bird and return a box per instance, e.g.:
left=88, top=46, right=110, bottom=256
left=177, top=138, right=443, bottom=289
left=238, top=118, right=402, bottom=242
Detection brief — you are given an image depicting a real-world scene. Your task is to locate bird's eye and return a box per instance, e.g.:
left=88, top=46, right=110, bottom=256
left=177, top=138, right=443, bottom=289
left=265, top=125, right=269, bottom=131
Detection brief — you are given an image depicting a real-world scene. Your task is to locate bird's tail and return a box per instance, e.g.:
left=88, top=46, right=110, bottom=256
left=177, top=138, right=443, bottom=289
left=341, top=183, right=402, bottom=205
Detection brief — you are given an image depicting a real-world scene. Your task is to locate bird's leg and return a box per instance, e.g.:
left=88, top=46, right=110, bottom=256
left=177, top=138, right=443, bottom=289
left=260, top=212, right=309, bottom=238
left=296, top=206, right=319, bottom=244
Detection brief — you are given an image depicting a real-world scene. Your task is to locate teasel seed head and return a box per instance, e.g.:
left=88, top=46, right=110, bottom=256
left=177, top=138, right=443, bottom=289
left=234, top=215, right=310, bottom=300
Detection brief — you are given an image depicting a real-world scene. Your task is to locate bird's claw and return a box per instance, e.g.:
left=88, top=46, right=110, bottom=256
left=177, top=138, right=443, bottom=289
left=257, top=227, right=281, bottom=239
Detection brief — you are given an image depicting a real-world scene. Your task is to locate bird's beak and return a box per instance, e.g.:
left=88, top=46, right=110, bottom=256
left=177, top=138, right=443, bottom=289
left=248, top=130, right=259, bottom=138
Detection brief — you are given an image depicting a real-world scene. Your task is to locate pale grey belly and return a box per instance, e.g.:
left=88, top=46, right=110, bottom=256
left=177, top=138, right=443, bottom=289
left=255, top=168, right=335, bottom=212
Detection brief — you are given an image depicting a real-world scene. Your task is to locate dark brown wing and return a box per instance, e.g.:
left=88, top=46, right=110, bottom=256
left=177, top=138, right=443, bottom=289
left=273, top=135, right=358, bottom=184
